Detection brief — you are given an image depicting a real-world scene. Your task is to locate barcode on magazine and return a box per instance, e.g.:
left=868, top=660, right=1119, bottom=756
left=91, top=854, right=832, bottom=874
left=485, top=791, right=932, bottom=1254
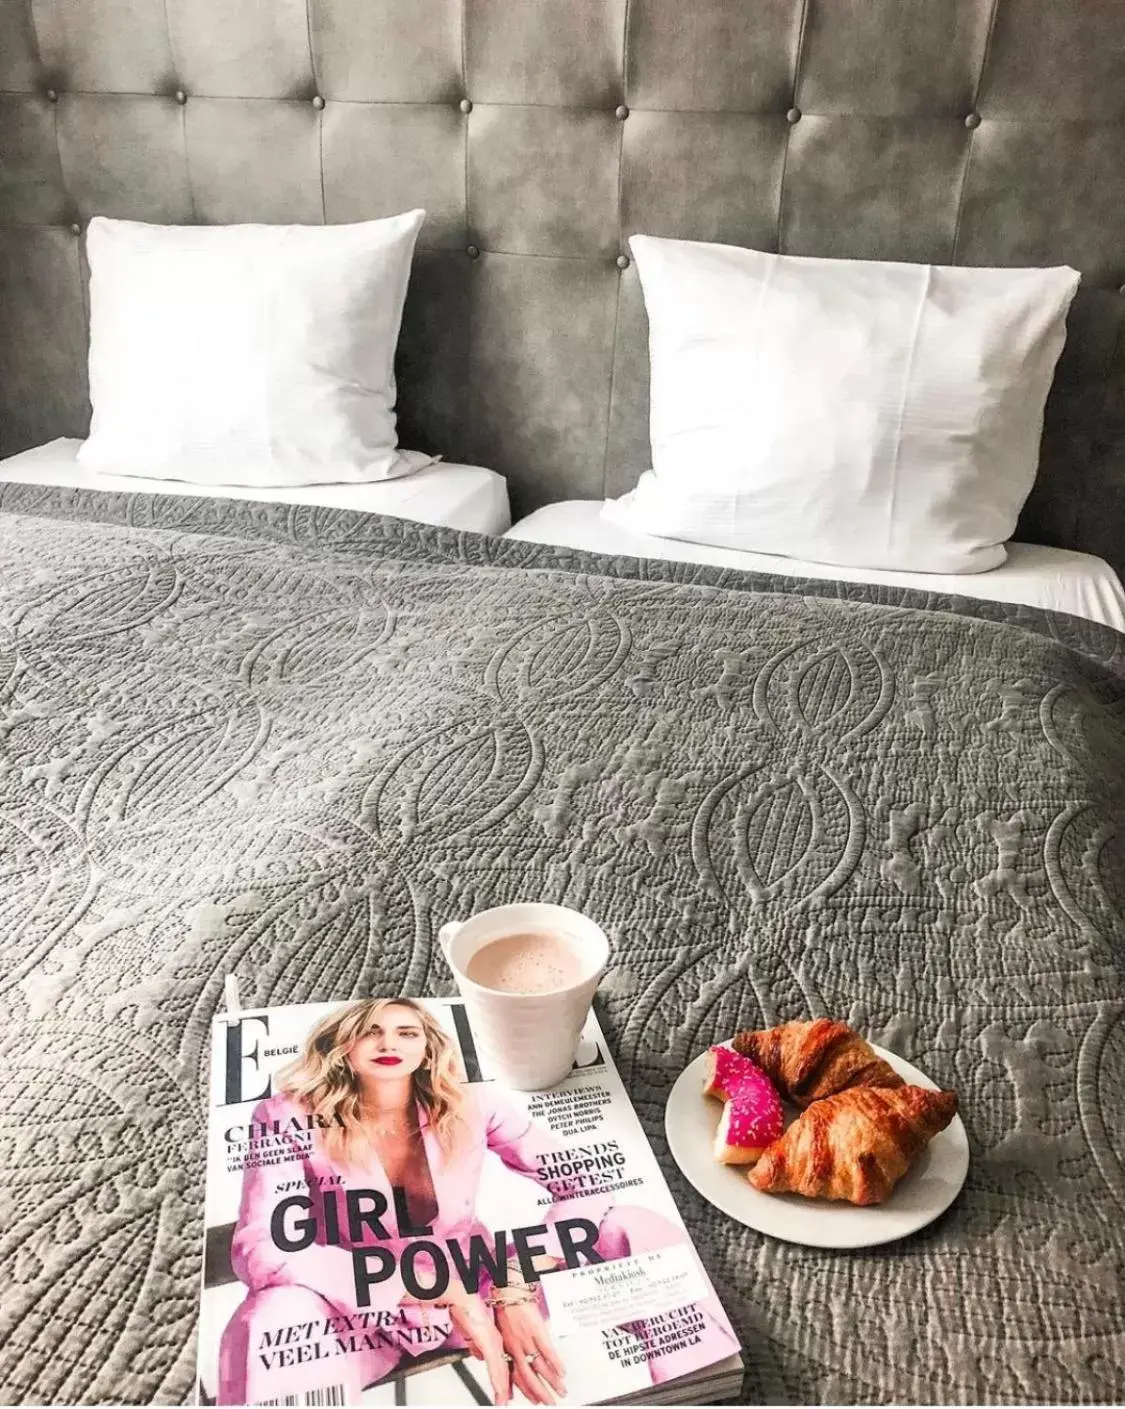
left=260, top=1386, right=346, bottom=1406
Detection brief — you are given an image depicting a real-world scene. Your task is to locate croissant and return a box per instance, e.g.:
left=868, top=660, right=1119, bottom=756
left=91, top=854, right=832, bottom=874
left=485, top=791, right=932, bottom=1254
left=732, top=1019, right=905, bottom=1107
left=748, top=1085, right=958, bottom=1205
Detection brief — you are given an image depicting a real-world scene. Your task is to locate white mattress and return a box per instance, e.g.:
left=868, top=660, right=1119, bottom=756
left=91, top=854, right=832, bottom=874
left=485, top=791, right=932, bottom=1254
left=0, top=439, right=511, bottom=536
left=505, top=500, right=1125, bottom=632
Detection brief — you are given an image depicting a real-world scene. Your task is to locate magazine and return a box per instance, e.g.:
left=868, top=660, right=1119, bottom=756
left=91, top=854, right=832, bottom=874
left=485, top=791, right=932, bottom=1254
left=197, top=995, right=743, bottom=1406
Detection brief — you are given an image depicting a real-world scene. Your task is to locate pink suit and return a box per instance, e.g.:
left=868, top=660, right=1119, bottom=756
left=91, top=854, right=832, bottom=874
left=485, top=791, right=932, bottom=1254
left=217, top=1088, right=737, bottom=1404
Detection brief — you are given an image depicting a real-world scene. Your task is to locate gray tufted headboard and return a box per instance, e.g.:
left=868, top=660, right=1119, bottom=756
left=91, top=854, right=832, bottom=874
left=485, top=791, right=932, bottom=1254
left=1, top=2, right=1123, bottom=566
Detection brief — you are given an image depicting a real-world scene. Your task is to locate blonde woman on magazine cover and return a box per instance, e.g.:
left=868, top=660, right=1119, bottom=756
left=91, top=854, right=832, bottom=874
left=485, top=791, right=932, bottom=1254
left=217, top=998, right=736, bottom=1406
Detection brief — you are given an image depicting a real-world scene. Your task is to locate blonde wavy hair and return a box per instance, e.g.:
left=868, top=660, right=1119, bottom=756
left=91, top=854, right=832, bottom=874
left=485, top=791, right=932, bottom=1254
left=278, top=998, right=467, bottom=1165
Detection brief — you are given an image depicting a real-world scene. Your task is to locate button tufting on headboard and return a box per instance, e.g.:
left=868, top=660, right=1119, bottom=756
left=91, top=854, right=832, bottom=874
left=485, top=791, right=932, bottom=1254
left=0, top=0, right=1122, bottom=570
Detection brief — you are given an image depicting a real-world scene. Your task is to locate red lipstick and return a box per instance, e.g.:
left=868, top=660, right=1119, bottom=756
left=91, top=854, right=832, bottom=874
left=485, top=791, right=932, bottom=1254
left=373, top=1055, right=401, bottom=1066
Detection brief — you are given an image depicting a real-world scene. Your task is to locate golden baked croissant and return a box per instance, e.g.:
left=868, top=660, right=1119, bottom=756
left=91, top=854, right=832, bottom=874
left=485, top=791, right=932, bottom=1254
left=748, top=1085, right=958, bottom=1205
left=732, top=1018, right=905, bottom=1107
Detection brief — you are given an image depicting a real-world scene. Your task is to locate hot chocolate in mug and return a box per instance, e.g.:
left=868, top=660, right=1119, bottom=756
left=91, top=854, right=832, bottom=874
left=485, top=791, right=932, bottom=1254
left=438, top=903, right=609, bottom=1090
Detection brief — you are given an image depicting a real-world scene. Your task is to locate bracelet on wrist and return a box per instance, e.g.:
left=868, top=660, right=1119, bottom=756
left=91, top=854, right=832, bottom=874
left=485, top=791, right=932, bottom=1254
left=485, top=1284, right=539, bottom=1309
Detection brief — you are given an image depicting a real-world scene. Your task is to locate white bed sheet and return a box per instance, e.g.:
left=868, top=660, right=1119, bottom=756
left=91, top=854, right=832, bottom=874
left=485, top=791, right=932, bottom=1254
left=505, top=500, right=1125, bottom=632
left=0, top=439, right=511, bottom=536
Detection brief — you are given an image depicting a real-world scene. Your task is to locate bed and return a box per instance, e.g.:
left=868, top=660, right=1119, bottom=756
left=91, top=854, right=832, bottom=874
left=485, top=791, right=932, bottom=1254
left=1, top=2, right=1124, bottom=1406
left=505, top=501, right=1125, bottom=632
left=0, top=439, right=512, bottom=536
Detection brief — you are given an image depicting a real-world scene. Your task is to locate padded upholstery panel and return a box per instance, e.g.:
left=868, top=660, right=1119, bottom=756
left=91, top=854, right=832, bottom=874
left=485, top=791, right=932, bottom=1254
left=621, top=112, right=788, bottom=249
left=780, top=117, right=969, bottom=263
left=798, top=0, right=991, bottom=116
left=59, top=95, right=193, bottom=222
left=311, top=0, right=461, bottom=103
left=0, top=3, right=42, bottom=92
left=0, top=227, right=88, bottom=450
left=187, top=100, right=322, bottom=226
left=467, top=0, right=625, bottom=107
left=0, top=0, right=1123, bottom=570
left=470, top=254, right=619, bottom=506
left=169, top=0, right=312, bottom=99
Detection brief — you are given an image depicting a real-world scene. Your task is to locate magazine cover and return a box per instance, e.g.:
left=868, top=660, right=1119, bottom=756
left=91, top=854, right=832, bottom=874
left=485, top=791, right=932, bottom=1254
left=198, top=996, right=742, bottom=1406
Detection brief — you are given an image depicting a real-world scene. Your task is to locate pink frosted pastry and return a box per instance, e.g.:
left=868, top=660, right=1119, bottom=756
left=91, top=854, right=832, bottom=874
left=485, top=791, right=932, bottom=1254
left=703, top=1044, right=766, bottom=1103
left=703, top=1044, right=784, bottom=1166
left=713, top=1093, right=782, bottom=1165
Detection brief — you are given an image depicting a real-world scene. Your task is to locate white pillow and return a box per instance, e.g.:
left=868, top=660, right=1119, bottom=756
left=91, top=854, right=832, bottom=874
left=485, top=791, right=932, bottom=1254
left=78, top=212, right=433, bottom=487
left=606, top=236, right=1080, bottom=574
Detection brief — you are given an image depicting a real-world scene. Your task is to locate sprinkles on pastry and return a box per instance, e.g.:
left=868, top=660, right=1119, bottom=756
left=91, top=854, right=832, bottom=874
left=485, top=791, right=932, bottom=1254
left=704, top=1045, right=784, bottom=1166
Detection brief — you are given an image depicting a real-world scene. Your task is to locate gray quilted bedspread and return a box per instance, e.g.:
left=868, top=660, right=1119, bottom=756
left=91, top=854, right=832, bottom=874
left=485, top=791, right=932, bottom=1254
left=1, top=486, right=1124, bottom=1407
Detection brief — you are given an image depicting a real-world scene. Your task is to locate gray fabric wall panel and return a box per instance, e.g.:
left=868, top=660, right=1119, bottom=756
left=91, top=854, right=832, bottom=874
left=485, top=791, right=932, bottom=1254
left=780, top=117, right=969, bottom=264
left=0, top=0, right=1123, bottom=568
left=187, top=100, right=323, bottom=226
left=467, top=0, right=625, bottom=107
left=0, top=96, right=65, bottom=223
left=469, top=254, right=619, bottom=507
left=980, top=0, right=1125, bottom=120
left=798, top=0, right=992, bottom=116
left=627, top=0, right=800, bottom=111
left=603, top=266, right=651, bottom=502
left=169, top=0, right=312, bottom=99
left=395, top=251, right=471, bottom=458
left=324, top=105, right=467, bottom=243
left=0, top=2, right=42, bottom=91
left=310, top=0, right=461, bottom=103
left=59, top=95, right=193, bottom=222
left=468, top=106, right=621, bottom=258
left=1029, top=289, right=1125, bottom=562
left=620, top=112, right=787, bottom=248
left=33, top=0, right=175, bottom=94
left=956, top=124, right=1125, bottom=281
left=0, top=226, right=87, bottom=450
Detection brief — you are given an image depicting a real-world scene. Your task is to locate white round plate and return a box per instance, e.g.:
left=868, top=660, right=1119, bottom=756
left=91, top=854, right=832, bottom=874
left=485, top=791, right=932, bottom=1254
left=665, top=1044, right=969, bottom=1249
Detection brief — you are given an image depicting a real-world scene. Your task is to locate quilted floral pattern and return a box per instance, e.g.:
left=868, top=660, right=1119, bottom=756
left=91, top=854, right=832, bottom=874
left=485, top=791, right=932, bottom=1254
left=1, top=486, right=1123, bottom=1405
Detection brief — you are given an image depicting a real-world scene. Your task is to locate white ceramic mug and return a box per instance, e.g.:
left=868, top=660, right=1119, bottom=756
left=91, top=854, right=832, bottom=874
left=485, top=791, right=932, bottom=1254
left=438, top=902, right=609, bottom=1091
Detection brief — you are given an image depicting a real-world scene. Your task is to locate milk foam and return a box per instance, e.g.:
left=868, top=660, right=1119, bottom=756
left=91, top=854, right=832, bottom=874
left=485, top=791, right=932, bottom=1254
left=464, top=931, right=583, bottom=994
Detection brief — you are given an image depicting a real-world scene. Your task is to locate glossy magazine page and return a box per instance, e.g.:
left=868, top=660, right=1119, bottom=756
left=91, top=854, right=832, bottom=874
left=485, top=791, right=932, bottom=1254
left=197, top=997, right=740, bottom=1406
